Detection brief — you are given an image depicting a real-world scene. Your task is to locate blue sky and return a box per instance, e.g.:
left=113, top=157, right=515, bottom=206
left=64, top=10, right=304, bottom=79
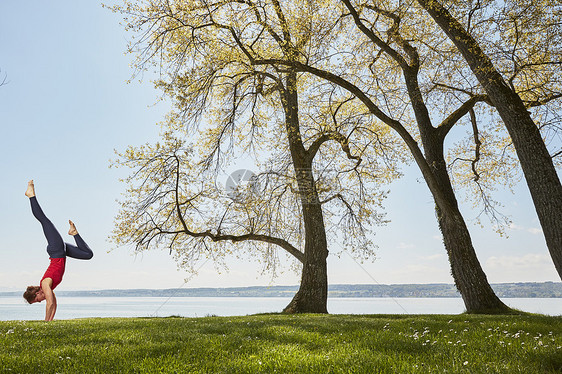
left=0, top=0, right=559, bottom=292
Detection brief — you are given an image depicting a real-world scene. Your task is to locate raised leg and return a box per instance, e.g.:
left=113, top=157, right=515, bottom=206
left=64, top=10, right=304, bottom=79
left=29, top=196, right=66, bottom=259
left=65, top=221, right=93, bottom=260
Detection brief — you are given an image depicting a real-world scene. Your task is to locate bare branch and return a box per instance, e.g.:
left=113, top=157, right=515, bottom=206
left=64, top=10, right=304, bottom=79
left=466, top=0, right=483, bottom=33
left=469, top=109, right=482, bottom=182
left=438, top=94, right=488, bottom=139
left=340, top=0, right=409, bottom=69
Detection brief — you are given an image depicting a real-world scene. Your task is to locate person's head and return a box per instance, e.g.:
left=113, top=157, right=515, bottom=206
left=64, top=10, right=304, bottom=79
left=23, top=286, right=45, bottom=304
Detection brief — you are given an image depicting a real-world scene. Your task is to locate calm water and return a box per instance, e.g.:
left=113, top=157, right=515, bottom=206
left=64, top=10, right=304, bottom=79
left=0, top=297, right=559, bottom=321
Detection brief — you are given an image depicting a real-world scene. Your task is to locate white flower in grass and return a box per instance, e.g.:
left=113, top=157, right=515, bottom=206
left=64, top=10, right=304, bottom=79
left=463, top=361, right=468, bottom=366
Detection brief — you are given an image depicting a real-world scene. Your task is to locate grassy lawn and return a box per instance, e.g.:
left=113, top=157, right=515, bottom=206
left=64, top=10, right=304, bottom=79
left=0, top=313, right=560, bottom=373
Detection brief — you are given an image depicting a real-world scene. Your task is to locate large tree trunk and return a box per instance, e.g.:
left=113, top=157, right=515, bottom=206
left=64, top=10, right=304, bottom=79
left=438, top=205, right=508, bottom=312
left=426, top=127, right=509, bottom=313
left=282, top=71, right=329, bottom=314
left=283, top=200, right=328, bottom=314
left=340, top=0, right=508, bottom=313
left=404, top=71, right=509, bottom=313
left=416, top=0, right=562, bottom=280
left=427, top=144, right=509, bottom=312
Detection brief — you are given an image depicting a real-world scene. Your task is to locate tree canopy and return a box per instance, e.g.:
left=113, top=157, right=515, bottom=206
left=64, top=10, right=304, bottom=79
left=110, top=0, right=407, bottom=312
left=110, top=0, right=561, bottom=312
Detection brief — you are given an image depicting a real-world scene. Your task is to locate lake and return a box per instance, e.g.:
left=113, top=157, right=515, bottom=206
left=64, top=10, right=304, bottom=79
left=0, top=297, right=559, bottom=321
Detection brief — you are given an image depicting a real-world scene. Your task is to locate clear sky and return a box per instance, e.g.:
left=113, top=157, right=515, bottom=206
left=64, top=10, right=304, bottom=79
left=0, top=1, right=559, bottom=292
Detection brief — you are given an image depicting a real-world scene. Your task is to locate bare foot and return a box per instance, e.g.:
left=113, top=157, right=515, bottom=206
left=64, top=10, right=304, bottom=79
left=25, top=180, right=35, bottom=198
left=68, top=220, right=78, bottom=236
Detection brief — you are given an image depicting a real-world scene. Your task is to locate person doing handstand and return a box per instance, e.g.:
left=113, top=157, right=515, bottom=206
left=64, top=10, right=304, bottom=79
left=22, top=180, right=93, bottom=321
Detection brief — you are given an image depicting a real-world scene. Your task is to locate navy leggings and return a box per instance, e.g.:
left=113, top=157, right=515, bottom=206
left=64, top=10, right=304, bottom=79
left=30, top=197, right=93, bottom=259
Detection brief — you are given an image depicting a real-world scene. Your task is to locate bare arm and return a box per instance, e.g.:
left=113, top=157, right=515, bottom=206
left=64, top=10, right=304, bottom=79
left=41, top=278, right=57, bottom=321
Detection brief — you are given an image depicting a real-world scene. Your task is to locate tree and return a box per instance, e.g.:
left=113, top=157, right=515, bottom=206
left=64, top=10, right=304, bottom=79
left=415, top=0, right=562, bottom=279
left=110, top=0, right=403, bottom=313
left=258, top=0, right=560, bottom=312
left=111, top=0, right=560, bottom=314
left=339, top=0, right=510, bottom=312
left=252, top=0, right=510, bottom=312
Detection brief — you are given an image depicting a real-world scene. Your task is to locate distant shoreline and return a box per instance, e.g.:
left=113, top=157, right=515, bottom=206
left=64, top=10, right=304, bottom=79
left=1, top=282, right=560, bottom=298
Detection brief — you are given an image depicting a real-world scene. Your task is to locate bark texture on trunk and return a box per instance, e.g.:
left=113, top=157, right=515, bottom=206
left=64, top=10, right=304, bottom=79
left=437, top=205, right=508, bottom=313
left=417, top=0, right=562, bottom=279
left=423, top=125, right=509, bottom=313
left=282, top=168, right=329, bottom=313
left=282, top=199, right=328, bottom=314
left=281, top=71, right=329, bottom=314
left=404, top=71, right=509, bottom=313
left=427, top=143, right=508, bottom=313
left=341, top=0, right=509, bottom=313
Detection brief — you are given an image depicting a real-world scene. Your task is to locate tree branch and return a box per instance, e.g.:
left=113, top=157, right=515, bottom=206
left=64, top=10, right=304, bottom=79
left=469, top=109, right=482, bottom=182
left=430, top=81, right=488, bottom=100
left=250, top=57, right=457, bottom=212
left=308, top=131, right=362, bottom=167
left=438, top=94, right=488, bottom=139
left=271, top=0, right=291, bottom=46
left=172, top=156, right=304, bottom=262
left=525, top=93, right=562, bottom=108
left=171, top=227, right=305, bottom=263
left=363, top=3, right=419, bottom=69
left=340, top=0, right=409, bottom=69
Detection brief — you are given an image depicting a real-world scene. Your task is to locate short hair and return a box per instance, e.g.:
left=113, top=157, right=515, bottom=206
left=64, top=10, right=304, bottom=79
left=23, top=286, right=41, bottom=304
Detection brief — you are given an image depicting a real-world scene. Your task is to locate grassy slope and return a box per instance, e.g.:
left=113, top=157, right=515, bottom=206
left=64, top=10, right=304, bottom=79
left=0, top=314, right=560, bottom=373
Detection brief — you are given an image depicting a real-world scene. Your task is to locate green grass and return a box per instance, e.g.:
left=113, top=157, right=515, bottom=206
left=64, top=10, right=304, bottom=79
left=0, top=314, right=560, bottom=373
